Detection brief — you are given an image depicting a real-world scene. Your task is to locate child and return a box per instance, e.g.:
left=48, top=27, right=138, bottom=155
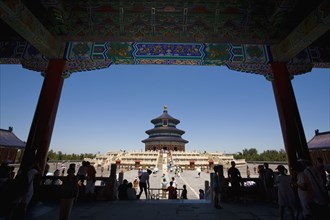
left=180, top=184, right=187, bottom=199
left=199, top=189, right=205, bottom=199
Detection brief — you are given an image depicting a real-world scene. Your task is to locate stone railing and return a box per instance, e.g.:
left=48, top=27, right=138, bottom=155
left=36, top=176, right=277, bottom=203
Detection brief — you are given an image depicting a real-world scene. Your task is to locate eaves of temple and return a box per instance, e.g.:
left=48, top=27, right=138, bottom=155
left=0, top=0, right=329, bottom=77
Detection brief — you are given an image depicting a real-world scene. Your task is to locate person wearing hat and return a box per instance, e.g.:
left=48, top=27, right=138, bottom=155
left=275, top=165, right=298, bottom=220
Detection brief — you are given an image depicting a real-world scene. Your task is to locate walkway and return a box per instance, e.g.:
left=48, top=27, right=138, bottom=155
left=29, top=199, right=279, bottom=220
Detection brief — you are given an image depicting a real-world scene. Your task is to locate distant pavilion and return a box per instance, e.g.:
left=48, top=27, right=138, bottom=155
left=142, top=106, right=188, bottom=151
left=307, top=129, right=330, bottom=164
left=0, top=127, right=26, bottom=163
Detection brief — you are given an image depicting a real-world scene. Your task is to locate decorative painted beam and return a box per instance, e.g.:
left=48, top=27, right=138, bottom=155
left=1, top=41, right=329, bottom=76
left=0, top=0, right=65, bottom=59
left=271, top=0, right=330, bottom=61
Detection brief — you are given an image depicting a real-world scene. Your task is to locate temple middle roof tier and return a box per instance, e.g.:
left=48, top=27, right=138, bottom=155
left=145, top=127, right=185, bottom=135
left=141, top=136, right=189, bottom=143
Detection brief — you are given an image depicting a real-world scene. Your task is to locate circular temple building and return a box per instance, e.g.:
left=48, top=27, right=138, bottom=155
left=142, top=106, right=188, bottom=151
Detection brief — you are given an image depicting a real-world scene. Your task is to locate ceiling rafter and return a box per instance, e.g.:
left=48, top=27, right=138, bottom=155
left=0, top=0, right=65, bottom=59
left=270, top=0, right=330, bottom=62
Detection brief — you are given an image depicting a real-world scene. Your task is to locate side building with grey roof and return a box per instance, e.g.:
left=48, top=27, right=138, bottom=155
left=142, top=106, right=188, bottom=151
left=307, top=129, right=330, bottom=164
left=0, top=127, right=26, bottom=163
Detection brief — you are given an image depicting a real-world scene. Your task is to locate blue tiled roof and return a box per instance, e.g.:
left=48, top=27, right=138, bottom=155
left=0, top=128, right=26, bottom=149
left=145, top=127, right=185, bottom=135
left=307, top=131, right=330, bottom=150
left=151, top=112, right=180, bottom=124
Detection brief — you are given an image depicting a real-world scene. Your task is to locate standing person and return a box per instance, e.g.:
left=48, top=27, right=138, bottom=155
left=199, top=189, right=205, bottom=199
left=227, top=161, right=242, bottom=202
left=8, top=162, right=41, bottom=220
left=52, top=169, right=62, bottom=185
left=275, top=165, right=298, bottom=220
left=161, top=178, right=168, bottom=199
left=137, top=169, right=152, bottom=199
left=167, top=181, right=177, bottom=199
left=213, top=165, right=225, bottom=209
left=171, top=177, right=177, bottom=188
left=246, top=166, right=251, bottom=178
left=258, top=164, right=265, bottom=178
left=133, top=177, right=139, bottom=193
left=300, top=159, right=329, bottom=220
left=69, top=163, right=76, bottom=171
left=197, top=167, right=201, bottom=178
left=100, top=166, right=104, bottom=177
left=263, top=162, right=275, bottom=202
left=59, top=167, right=79, bottom=220
left=291, top=161, right=313, bottom=220
left=85, top=161, right=96, bottom=201
left=126, top=182, right=137, bottom=200
left=180, top=184, right=187, bottom=199
left=117, top=179, right=128, bottom=200
left=77, top=161, right=87, bottom=186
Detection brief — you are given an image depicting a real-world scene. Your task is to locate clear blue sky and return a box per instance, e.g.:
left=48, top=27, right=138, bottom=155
left=1, top=64, right=329, bottom=155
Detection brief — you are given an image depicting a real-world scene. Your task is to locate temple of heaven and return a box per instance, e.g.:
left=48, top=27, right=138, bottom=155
left=142, top=106, right=188, bottom=152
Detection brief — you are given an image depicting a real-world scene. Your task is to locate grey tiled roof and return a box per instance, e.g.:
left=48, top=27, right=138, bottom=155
left=0, top=128, right=26, bottom=149
left=307, top=131, right=330, bottom=149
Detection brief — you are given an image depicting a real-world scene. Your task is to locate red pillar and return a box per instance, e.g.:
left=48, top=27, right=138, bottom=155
left=270, top=62, right=311, bottom=168
left=20, top=59, right=66, bottom=174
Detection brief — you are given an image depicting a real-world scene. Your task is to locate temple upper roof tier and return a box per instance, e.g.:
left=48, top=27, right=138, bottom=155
left=150, top=105, right=180, bottom=125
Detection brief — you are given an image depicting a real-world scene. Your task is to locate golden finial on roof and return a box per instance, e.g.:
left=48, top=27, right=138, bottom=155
left=164, top=105, right=167, bottom=112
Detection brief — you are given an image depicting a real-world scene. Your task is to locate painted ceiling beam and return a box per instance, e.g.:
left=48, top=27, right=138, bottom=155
left=270, top=0, right=330, bottom=62
left=0, top=0, right=65, bottom=59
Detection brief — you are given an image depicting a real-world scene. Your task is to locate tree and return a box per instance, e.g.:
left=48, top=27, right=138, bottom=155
left=234, top=148, right=288, bottom=162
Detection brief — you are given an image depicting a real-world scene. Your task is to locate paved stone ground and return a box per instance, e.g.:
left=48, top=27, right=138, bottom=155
left=28, top=200, right=280, bottom=220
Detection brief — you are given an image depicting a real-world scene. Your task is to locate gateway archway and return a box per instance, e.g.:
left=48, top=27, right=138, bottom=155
left=0, top=0, right=329, bottom=174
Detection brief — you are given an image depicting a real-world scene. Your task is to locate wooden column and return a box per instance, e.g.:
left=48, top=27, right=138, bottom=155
left=20, top=59, right=66, bottom=174
left=270, top=62, right=311, bottom=168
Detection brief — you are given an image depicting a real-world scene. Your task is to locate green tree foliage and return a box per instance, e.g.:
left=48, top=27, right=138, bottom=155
left=47, top=150, right=95, bottom=161
left=234, top=148, right=287, bottom=162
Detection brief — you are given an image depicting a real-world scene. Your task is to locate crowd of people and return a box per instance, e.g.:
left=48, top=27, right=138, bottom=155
left=251, top=159, right=330, bottom=220
left=0, top=159, right=99, bottom=220
left=115, top=168, right=190, bottom=200
left=1, top=157, right=329, bottom=220
left=209, top=159, right=330, bottom=220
